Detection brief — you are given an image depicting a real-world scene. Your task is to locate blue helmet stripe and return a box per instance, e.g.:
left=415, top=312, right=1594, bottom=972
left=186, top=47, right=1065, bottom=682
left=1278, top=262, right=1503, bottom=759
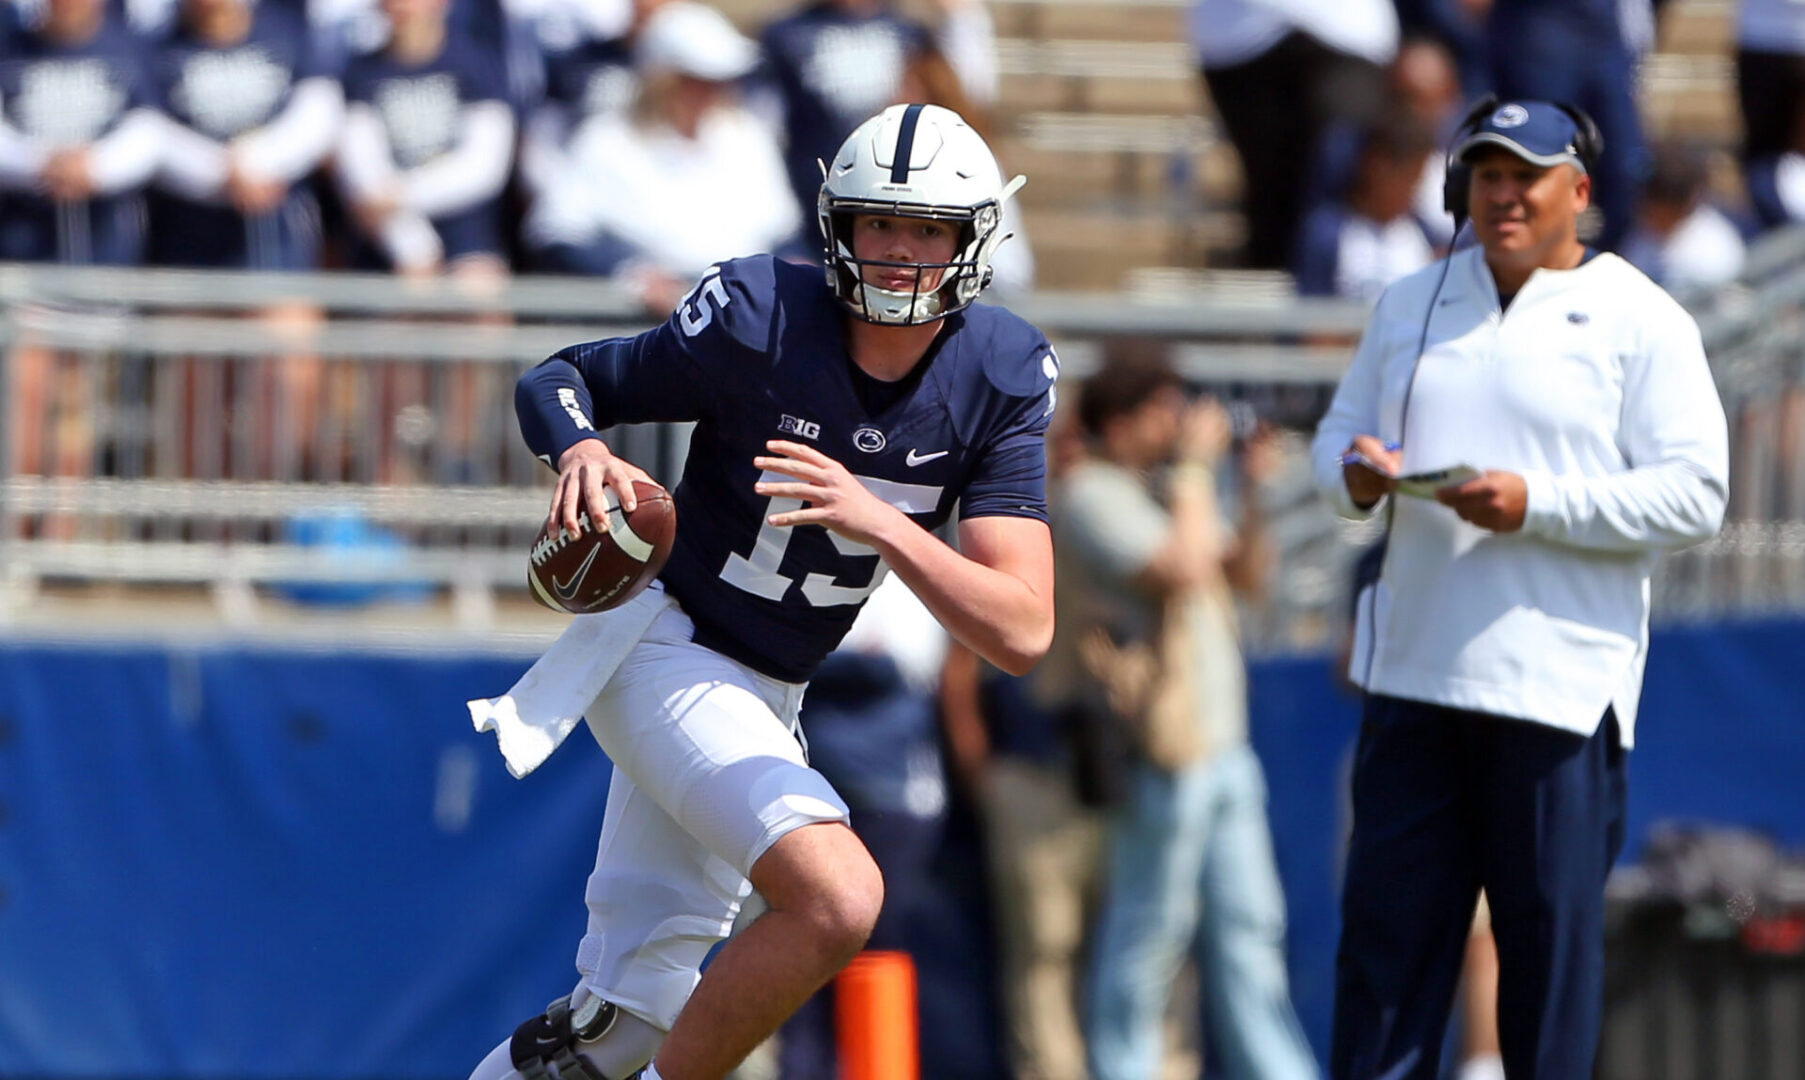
left=889, top=103, right=926, bottom=184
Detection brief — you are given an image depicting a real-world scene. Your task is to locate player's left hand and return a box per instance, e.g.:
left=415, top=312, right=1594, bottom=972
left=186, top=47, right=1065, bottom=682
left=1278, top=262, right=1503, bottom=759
left=1436, top=469, right=1528, bottom=532
left=754, top=439, right=902, bottom=546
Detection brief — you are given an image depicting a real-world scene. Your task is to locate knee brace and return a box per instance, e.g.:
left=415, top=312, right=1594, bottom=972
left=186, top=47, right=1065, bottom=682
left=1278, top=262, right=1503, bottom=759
left=509, top=994, right=664, bottom=1080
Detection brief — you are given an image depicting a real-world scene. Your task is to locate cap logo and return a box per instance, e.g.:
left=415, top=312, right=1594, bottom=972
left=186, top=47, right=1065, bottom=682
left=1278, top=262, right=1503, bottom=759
left=1491, top=104, right=1529, bottom=128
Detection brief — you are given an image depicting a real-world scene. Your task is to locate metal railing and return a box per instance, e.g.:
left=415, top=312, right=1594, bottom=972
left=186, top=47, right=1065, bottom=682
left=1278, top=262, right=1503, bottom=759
left=1, top=230, right=1801, bottom=646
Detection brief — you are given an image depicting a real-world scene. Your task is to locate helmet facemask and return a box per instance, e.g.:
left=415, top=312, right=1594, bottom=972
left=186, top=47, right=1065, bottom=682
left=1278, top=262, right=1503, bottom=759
left=819, top=198, right=1006, bottom=326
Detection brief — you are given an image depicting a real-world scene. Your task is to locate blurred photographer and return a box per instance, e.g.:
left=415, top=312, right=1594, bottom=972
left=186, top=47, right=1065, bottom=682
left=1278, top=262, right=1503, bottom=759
left=1041, top=350, right=1317, bottom=1080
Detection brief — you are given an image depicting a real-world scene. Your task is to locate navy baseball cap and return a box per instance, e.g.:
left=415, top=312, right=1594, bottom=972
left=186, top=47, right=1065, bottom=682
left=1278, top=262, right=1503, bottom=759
left=1455, top=101, right=1588, bottom=174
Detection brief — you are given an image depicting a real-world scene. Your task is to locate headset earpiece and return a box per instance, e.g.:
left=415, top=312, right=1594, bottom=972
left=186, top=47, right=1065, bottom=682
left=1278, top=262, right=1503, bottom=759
left=1441, top=94, right=1500, bottom=223
left=1552, top=101, right=1604, bottom=175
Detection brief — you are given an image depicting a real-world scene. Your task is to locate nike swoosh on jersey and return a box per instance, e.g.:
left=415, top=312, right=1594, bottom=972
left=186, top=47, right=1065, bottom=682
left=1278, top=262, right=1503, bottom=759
left=905, top=448, right=949, bottom=466
left=552, top=543, right=603, bottom=600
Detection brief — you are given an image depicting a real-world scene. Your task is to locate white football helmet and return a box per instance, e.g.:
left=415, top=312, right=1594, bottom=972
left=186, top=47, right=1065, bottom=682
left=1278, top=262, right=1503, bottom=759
left=818, top=103, right=1027, bottom=325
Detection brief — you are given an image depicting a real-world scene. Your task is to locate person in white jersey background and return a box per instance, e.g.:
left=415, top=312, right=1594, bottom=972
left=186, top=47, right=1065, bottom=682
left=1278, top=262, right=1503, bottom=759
left=1310, top=100, right=1728, bottom=1078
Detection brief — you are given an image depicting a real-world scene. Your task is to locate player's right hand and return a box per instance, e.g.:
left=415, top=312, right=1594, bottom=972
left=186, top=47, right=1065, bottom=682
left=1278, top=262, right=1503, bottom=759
left=1342, top=435, right=1401, bottom=508
left=552, top=440, right=652, bottom=540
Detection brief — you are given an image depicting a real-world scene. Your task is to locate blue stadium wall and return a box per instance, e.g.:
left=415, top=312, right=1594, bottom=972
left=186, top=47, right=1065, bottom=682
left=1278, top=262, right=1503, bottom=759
left=2, top=619, right=1801, bottom=1078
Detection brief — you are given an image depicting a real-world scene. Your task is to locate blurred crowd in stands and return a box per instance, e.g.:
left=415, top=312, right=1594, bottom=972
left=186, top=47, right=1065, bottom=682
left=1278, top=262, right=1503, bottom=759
left=0, top=0, right=1030, bottom=312
left=1219, top=0, right=1768, bottom=302
left=0, top=0, right=1797, bottom=311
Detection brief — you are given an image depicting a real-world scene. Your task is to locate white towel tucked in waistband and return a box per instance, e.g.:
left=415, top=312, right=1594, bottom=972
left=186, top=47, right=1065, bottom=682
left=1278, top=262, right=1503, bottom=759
left=468, top=585, right=672, bottom=778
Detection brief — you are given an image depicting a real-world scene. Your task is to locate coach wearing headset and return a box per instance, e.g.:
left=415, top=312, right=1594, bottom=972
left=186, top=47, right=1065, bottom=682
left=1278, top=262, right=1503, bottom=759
left=1310, top=100, right=1729, bottom=1077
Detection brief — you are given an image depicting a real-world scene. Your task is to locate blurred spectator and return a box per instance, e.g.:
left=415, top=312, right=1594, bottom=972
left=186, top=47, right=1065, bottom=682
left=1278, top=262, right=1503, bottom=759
left=0, top=0, right=163, bottom=265
left=524, top=1, right=796, bottom=312
left=1294, top=112, right=1438, bottom=302
left=1483, top=0, right=1648, bottom=250
left=1043, top=351, right=1317, bottom=1080
left=1392, top=0, right=1488, bottom=97
left=1740, top=0, right=1805, bottom=231
left=149, top=0, right=347, bottom=480
left=1391, top=36, right=1466, bottom=246
left=1190, top=0, right=1398, bottom=270
left=1307, top=38, right=1464, bottom=252
left=1620, top=144, right=1746, bottom=294
left=758, top=0, right=999, bottom=236
left=940, top=404, right=1100, bottom=1080
left=0, top=0, right=163, bottom=489
left=150, top=0, right=344, bottom=271
left=777, top=574, right=949, bottom=1080
left=1745, top=109, right=1805, bottom=228
left=1737, top=0, right=1805, bottom=193
left=334, top=0, right=515, bottom=281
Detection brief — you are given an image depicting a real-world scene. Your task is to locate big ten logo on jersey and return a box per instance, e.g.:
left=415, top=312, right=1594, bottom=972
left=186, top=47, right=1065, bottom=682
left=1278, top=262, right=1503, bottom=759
left=679, top=266, right=731, bottom=337
left=375, top=74, right=459, bottom=168
left=778, top=414, right=820, bottom=440
left=174, top=48, right=291, bottom=140
left=17, top=60, right=125, bottom=142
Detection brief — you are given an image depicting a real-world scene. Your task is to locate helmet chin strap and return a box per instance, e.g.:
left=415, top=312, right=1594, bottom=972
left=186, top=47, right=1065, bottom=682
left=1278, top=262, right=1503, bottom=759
left=851, top=280, right=945, bottom=324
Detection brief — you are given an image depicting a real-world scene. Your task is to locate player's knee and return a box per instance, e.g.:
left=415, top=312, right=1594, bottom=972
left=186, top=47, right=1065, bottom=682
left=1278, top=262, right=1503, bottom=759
left=757, top=825, right=885, bottom=962
left=811, top=846, right=885, bottom=962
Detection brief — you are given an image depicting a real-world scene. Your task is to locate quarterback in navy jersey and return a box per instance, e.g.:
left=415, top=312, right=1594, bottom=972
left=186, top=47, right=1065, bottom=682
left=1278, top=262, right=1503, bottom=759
left=468, top=104, right=1051, bottom=1080
left=149, top=0, right=343, bottom=270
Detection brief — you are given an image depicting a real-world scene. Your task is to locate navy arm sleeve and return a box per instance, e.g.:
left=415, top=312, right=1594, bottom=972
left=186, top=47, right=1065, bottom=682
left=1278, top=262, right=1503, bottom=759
left=516, top=260, right=769, bottom=466
left=515, top=320, right=705, bottom=466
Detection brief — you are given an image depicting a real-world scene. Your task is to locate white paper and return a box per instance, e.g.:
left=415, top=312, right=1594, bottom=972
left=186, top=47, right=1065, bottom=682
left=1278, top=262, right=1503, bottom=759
left=1395, top=465, right=1482, bottom=499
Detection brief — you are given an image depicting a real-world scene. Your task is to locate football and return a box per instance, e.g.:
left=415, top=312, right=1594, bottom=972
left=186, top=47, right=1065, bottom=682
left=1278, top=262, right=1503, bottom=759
left=527, top=481, right=676, bottom=614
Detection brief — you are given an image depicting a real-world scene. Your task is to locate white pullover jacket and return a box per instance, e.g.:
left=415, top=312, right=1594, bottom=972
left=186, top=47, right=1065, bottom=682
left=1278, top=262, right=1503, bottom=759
left=1312, top=248, right=1729, bottom=745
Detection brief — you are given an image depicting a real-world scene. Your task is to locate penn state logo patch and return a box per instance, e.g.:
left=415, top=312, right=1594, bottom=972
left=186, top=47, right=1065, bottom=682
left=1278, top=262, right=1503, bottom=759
left=853, top=427, right=887, bottom=453
left=1491, top=104, right=1529, bottom=128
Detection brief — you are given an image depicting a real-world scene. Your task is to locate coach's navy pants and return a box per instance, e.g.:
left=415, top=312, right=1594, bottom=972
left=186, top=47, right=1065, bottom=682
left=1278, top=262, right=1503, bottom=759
left=1330, top=694, right=1627, bottom=1080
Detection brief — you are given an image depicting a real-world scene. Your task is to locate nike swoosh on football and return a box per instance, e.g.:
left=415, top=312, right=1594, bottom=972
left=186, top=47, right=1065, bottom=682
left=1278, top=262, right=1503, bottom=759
left=552, top=544, right=603, bottom=600
left=905, top=449, right=949, bottom=466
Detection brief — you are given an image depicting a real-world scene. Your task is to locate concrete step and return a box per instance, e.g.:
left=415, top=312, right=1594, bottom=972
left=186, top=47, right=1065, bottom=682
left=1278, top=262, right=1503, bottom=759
left=1001, top=139, right=1240, bottom=205
left=1641, top=53, right=1740, bottom=143
left=1021, top=203, right=1240, bottom=289
left=996, top=38, right=1200, bottom=115
left=1658, top=0, right=1735, bottom=57
left=991, top=0, right=1188, bottom=43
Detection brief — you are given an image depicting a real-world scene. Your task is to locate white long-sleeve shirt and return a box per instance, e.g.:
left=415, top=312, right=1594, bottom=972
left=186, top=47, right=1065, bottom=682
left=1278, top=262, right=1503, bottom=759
left=156, top=77, right=345, bottom=202
left=1311, top=248, right=1728, bottom=745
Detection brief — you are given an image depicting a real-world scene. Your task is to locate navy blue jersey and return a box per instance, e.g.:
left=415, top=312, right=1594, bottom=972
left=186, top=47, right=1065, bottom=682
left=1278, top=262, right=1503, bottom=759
left=542, top=35, right=633, bottom=119
left=154, top=0, right=328, bottom=141
left=518, top=255, right=1056, bottom=682
left=0, top=15, right=156, bottom=264
left=342, top=34, right=506, bottom=169
left=0, top=16, right=153, bottom=144
left=758, top=3, right=930, bottom=221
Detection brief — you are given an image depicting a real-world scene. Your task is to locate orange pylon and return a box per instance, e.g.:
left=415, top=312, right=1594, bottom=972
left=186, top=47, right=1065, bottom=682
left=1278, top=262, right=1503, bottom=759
left=835, top=949, right=919, bottom=1080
